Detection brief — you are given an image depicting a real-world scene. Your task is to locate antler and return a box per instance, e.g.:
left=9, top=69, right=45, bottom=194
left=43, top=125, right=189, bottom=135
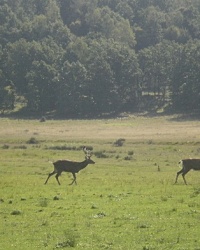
left=83, top=146, right=92, bottom=157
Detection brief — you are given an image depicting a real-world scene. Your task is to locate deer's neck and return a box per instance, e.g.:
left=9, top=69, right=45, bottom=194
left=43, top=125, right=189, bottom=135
left=79, top=160, right=88, bottom=170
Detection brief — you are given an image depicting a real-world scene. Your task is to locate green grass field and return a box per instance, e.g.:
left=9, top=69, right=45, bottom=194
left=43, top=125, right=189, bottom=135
left=1, top=115, right=200, bottom=250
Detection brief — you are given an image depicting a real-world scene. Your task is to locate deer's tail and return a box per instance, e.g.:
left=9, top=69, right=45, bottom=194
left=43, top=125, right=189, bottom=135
left=47, top=159, right=53, bottom=164
left=178, top=160, right=183, bottom=168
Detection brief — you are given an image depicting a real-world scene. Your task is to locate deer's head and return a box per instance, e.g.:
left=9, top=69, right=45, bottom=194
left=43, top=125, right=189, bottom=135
left=83, top=147, right=95, bottom=164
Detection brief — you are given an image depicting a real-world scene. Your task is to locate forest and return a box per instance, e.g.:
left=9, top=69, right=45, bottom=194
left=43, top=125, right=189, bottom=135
left=0, top=0, right=200, bottom=118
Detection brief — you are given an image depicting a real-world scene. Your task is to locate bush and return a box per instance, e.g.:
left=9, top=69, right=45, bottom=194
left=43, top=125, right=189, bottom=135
left=26, top=137, right=39, bottom=144
left=55, top=229, right=79, bottom=248
left=113, top=138, right=125, bottom=147
left=44, top=145, right=93, bottom=151
left=94, top=151, right=108, bottom=158
left=38, top=198, right=48, bottom=207
left=11, top=210, right=22, bottom=215
left=39, top=116, right=46, bottom=122
left=124, top=156, right=132, bottom=161
left=14, top=145, right=27, bottom=149
left=46, top=145, right=77, bottom=150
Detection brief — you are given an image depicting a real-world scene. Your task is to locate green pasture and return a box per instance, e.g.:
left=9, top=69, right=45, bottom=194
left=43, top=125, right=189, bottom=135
left=1, top=116, right=200, bottom=250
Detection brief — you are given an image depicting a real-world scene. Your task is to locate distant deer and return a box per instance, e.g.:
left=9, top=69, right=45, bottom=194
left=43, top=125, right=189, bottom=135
left=175, top=159, right=200, bottom=185
left=44, top=147, right=95, bottom=185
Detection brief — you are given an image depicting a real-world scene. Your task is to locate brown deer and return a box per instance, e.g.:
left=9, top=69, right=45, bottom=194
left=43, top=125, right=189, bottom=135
left=175, top=159, right=200, bottom=185
left=44, top=147, right=95, bottom=185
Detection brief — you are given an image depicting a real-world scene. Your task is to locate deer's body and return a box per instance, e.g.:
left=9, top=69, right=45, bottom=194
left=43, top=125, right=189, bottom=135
left=175, top=159, right=200, bottom=185
left=44, top=148, right=95, bottom=185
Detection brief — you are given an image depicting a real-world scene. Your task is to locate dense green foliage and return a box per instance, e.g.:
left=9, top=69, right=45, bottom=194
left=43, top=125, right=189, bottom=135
left=1, top=0, right=200, bottom=117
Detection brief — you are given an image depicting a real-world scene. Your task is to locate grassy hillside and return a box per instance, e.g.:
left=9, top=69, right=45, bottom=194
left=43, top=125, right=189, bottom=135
left=1, top=115, right=200, bottom=249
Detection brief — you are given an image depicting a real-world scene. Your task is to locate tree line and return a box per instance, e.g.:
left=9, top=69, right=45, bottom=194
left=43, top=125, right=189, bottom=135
left=1, top=0, right=200, bottom=118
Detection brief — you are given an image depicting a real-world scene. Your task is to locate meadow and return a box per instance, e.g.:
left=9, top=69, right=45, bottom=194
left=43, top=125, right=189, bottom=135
left=1, top=115, right=200, bottom=250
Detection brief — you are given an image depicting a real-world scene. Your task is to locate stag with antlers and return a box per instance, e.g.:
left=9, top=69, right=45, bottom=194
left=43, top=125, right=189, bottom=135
left=44, top=147, right=95, bottom=185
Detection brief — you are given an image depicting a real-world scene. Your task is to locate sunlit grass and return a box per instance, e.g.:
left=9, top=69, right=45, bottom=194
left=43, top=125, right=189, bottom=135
left=1, top=116, right=200, bottom=249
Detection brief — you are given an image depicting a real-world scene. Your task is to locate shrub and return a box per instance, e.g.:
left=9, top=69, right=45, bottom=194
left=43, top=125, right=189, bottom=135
left=124, top=156, right=132, bottom=161
left=14, top=145, right=27, bottom=149
left=113, top=138, right=125, bottom=147
left=147, top=140, right=153, bottom=145
left=55, top=229, right=79, bottom=248
left=39, top=116, right=46, bottom=122
left=11, top=210, right=22, bottom=215
left=46, top=145, right=76, bottom=150
left=38, top=198, right=48, bottom=207
left=26, top=137, right=39, bottom=144
left=94, top=151, right=108, bottom=158
left=45, top=145, right=93, bottom=151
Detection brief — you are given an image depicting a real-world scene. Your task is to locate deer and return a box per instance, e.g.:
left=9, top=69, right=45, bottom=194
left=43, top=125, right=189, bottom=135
left=174, top=159, right=200, bottom=185
left=44, top=147, right=95, bottom=185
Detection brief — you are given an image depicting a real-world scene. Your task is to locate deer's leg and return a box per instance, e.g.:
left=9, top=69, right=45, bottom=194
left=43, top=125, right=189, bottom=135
left=69, top=173, right=77, bottom=185
left=44, top=171, right=56, bottom=184
left=182, top=169, right=190, bottom=185
left=55, top=173, right=61, bottom=185
left=174, top=169, right=183, bottom=184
